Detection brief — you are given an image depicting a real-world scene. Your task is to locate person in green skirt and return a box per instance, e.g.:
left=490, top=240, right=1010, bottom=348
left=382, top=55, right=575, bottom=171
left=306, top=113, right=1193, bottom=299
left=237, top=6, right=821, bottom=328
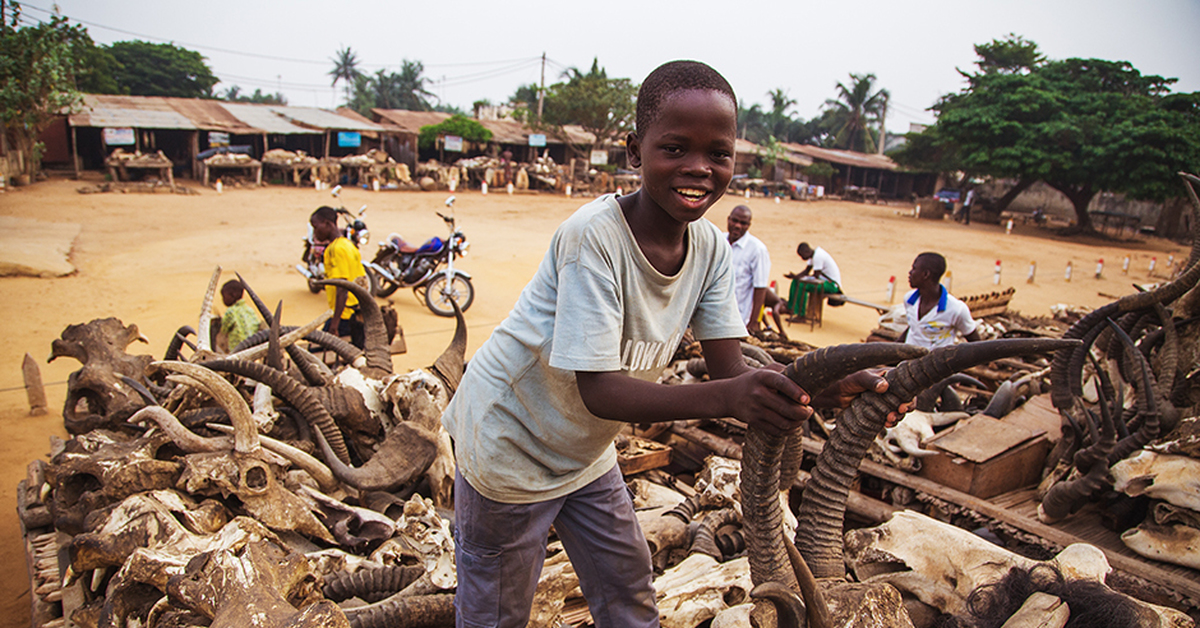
left=785, top=242, right=842, bottom=318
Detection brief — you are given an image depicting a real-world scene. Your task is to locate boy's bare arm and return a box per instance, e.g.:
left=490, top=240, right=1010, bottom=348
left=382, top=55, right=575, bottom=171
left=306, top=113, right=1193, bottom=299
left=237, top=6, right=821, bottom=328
left=575, top=338, right=811, bottom=436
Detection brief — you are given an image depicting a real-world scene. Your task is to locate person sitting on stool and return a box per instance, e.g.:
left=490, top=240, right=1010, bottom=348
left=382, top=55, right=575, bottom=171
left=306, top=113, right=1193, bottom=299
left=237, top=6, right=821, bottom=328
left=785, top=242, right=842, bottom=318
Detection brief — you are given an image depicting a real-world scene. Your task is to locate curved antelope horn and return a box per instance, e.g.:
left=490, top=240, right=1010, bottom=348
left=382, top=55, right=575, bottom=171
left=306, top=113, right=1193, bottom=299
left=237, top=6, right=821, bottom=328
left=200, top=358, right=351, bottom=464
left=152, top=360, right=259, bottom=454
left=205, top=423, right=337, bottom=492
left=796, top=338, right=1080, bottom=579
left=743, top=343, right=927, bottom=590
left=430, top=300, right=467, bottom=395
left=312, top=421, right=437, bottom=492
left=315, top=278, right=392, bottom=378
left=915, top=373, right=986, bottom=412
left=131, top=405, right=231, bottom=453
left=197, top=266, right=222, bottom=353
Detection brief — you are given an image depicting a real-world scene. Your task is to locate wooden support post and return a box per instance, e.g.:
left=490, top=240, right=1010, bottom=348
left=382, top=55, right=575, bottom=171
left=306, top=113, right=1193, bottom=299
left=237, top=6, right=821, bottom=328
left=22, top=353, right=47, bottom=416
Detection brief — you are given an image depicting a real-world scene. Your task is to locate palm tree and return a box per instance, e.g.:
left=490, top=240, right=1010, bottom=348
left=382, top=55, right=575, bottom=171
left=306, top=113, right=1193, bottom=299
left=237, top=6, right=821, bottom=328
left=823, top=73, right=889, bottom=153
left=765, top=88, right=797, bottom=141
left=329, top=46, right=362, bottom=105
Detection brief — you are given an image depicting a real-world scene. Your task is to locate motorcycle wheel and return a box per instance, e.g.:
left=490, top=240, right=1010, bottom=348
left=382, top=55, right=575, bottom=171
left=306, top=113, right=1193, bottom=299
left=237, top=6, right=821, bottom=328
left=370, top=263, right=401, bottom=297
left=424, top=273, right=474, bottom=317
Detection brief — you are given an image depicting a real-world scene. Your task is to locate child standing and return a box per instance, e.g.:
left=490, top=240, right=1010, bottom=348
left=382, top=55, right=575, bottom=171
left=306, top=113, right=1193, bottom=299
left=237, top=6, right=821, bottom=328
left=219, top=279, right=262, bottom=351
left=310, top=206, right=367, bottom=349
left=442, top=60, right=885, bottom=628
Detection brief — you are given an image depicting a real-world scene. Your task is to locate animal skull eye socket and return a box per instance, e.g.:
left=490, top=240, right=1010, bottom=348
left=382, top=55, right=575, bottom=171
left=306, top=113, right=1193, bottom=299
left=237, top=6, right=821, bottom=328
left=243, top=465, right=270, bottom=492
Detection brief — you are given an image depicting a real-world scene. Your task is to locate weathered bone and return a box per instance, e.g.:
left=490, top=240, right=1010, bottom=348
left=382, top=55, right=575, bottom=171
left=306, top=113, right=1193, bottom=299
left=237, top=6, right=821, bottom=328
left=844, top=509, right=1193, bottom=626
left=46, top=430, right=181, bottom=535
left=49, top=318, right=153, bottom=434
left=166, top=538, right=349, bottom=627
left=1121, top=520, right=1200, bottom=570
left=153, top=360, right=260, bottom=453
left=1111, top=449, right=1200, bottom=511
left=654, top=553, right=753, bottom=628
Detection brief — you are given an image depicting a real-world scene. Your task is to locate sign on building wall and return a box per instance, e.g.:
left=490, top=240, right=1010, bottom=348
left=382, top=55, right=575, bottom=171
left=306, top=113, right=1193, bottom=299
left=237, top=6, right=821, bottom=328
left=338, top=132, right=362, bottom=148
left=443, top=135, right=463, bottom=152
left=590, top=150, right=609, bottom=165
left=103, top=128, right=135, bottom=146
left=528, top=134, right=546, bottom=147
left=208, top=132, right=230, bottom=147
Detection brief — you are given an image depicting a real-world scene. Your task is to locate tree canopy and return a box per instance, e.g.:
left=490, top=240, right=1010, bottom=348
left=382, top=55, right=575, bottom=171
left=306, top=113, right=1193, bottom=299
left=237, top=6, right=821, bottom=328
left=348, top=60, right=437, bottom=114
left=221, top=85, right=286, bottom=105
left=822, top=73, right=889, bottom=153
left=537, top=58, right=637, bottom=156
left=1, top=6, right=86, bottom=177
left=418, top=114, right=492, bottom=150
left=107, top=40, right=218, bottom=98
left=329, top=46, right=362, bottom=106
left=893, top=35, right=1200, bottom=231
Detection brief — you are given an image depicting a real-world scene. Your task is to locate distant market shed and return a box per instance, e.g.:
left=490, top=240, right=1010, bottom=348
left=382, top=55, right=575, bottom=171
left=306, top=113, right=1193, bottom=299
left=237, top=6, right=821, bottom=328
left=782, top=143, right=936, bottom=201
left=66, top=94, right=202, bottom=176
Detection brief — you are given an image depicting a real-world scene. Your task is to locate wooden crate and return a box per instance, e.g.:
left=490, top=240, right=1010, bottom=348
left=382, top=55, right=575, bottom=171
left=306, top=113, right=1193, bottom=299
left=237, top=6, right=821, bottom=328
left=919, top=415, right=1051, bottom=499
left=617, top=435, right=672, bottom=475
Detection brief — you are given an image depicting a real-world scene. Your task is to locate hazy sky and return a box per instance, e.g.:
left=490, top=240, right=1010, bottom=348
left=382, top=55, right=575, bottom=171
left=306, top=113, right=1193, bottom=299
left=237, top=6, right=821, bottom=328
left=22, top=0, right=1200, bottom=129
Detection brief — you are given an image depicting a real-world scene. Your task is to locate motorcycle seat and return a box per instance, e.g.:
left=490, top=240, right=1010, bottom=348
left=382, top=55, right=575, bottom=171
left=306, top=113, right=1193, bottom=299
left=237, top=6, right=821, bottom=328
left=388, top=234, right=421, bottom=254
left=416, top=237, right=445, bottom=255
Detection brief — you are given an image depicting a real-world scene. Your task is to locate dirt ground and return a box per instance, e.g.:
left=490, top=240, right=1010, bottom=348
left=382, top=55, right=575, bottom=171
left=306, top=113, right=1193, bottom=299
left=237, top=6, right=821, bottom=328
left=0, top=176, right=1188, bottom=624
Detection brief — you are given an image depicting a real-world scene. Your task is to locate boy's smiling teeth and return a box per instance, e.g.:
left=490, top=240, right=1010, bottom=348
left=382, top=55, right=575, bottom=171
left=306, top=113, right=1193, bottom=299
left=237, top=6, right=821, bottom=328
left=675, top=188, right=707, bottom=199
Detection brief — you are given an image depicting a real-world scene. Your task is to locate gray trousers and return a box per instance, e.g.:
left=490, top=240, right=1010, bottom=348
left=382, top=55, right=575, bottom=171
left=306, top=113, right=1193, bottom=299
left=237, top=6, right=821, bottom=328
left=453, top=465, right=659, bottom=628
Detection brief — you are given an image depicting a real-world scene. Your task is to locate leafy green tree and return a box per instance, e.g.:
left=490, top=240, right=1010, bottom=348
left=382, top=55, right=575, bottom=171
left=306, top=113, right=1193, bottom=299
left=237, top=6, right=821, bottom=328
left=973, top=33, right=1045, bottom=75
left=329, top=46, right=362, bottom=106
left=539, top=58, right=637, bottom=157
left=0, top=6, right=85, bottom=178
left=73, top=34, right=121, bottom=94
left=108, top=40, right=218, bottom=97
left=348, top=59, right=436, bottom=114
left=822, top=73, right=889, bottom=153
left=507, top=83, right=540, bottom=120
left=221, top=85, right=286, bottom=105
left=418, top=114, right=492, bottom=150
left=896, top=37, right=1200, bottom=231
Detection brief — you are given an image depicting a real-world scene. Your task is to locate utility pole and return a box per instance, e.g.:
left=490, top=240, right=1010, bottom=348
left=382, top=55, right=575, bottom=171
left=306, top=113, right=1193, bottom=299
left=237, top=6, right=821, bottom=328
left=876, top=97, right=888, bottom=155
left=537, top=52, right=546, bottom=121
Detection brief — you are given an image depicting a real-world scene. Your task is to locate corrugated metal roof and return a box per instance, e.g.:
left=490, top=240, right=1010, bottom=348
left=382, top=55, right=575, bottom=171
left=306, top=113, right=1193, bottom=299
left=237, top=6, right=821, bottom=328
left=371, top=109, right=451, bottom=134
left=269, top=106, right=385, bottom=132
left=69, top=94, right=198, bottom=130
left=737, top=139, right=814, bottom=166
left=372, top=109, right=599, bottom=147
left=163, top=97, right=262, bottom=133
left=220, top=103, right=319, bottom=135
left=781, top=143, right=898, bottom=171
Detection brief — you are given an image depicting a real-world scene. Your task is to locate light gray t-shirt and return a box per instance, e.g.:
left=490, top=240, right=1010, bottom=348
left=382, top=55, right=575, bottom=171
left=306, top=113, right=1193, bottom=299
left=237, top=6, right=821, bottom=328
left=442, top=195, right=747, bottom=503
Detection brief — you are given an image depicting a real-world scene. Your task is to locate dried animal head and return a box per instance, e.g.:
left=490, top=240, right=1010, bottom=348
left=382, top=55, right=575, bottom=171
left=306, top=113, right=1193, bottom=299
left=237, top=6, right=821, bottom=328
left=50, top=318, right=153, bottom=434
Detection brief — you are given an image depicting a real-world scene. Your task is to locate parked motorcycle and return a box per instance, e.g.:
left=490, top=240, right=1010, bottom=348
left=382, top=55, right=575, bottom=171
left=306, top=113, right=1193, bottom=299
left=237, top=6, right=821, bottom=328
left=366, top=196, right=474, bottom=317
left=296, top=185, right=376, bottom=294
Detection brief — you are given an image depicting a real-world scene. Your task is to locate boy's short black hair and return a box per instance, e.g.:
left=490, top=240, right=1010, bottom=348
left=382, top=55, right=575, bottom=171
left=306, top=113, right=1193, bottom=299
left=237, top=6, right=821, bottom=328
left=636, top=60, right=736, bottom=137
left=915, top=252, right=947, bottom=281
left=221, top=279, right=243, bottom=299
left=312, top=206, right=338, bottom=224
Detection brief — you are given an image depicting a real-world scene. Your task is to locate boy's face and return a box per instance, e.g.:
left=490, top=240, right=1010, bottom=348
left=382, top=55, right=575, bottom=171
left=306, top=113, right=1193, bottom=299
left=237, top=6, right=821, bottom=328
left=628, top=89, right=736, bottom=225
left=221, top=288, right=238, bottom=307
left=908, top=260, right=930, bottom=288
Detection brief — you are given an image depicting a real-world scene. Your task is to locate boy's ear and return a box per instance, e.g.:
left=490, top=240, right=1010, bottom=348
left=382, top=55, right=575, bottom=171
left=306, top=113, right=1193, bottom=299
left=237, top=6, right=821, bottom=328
left=625, top=132, right=641, bottom=169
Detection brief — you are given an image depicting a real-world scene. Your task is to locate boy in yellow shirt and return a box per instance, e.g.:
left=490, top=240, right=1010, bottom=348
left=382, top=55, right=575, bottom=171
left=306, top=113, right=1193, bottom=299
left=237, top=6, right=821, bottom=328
left=310, top=206, right=367, bottom=348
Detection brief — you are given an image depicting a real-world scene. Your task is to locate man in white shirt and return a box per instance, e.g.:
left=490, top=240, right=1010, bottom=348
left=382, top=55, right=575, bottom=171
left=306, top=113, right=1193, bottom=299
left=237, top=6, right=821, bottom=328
left=725, top=205, right=772, bottom=334
left=786, top=242, right=842, bottom=318
left=901, top=252, right=981, bottom=348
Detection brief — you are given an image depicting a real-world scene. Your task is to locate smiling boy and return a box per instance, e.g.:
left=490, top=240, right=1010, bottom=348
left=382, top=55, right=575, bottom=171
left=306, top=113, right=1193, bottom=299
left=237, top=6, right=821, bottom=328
left=442, top=60, right=885, bottom=628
